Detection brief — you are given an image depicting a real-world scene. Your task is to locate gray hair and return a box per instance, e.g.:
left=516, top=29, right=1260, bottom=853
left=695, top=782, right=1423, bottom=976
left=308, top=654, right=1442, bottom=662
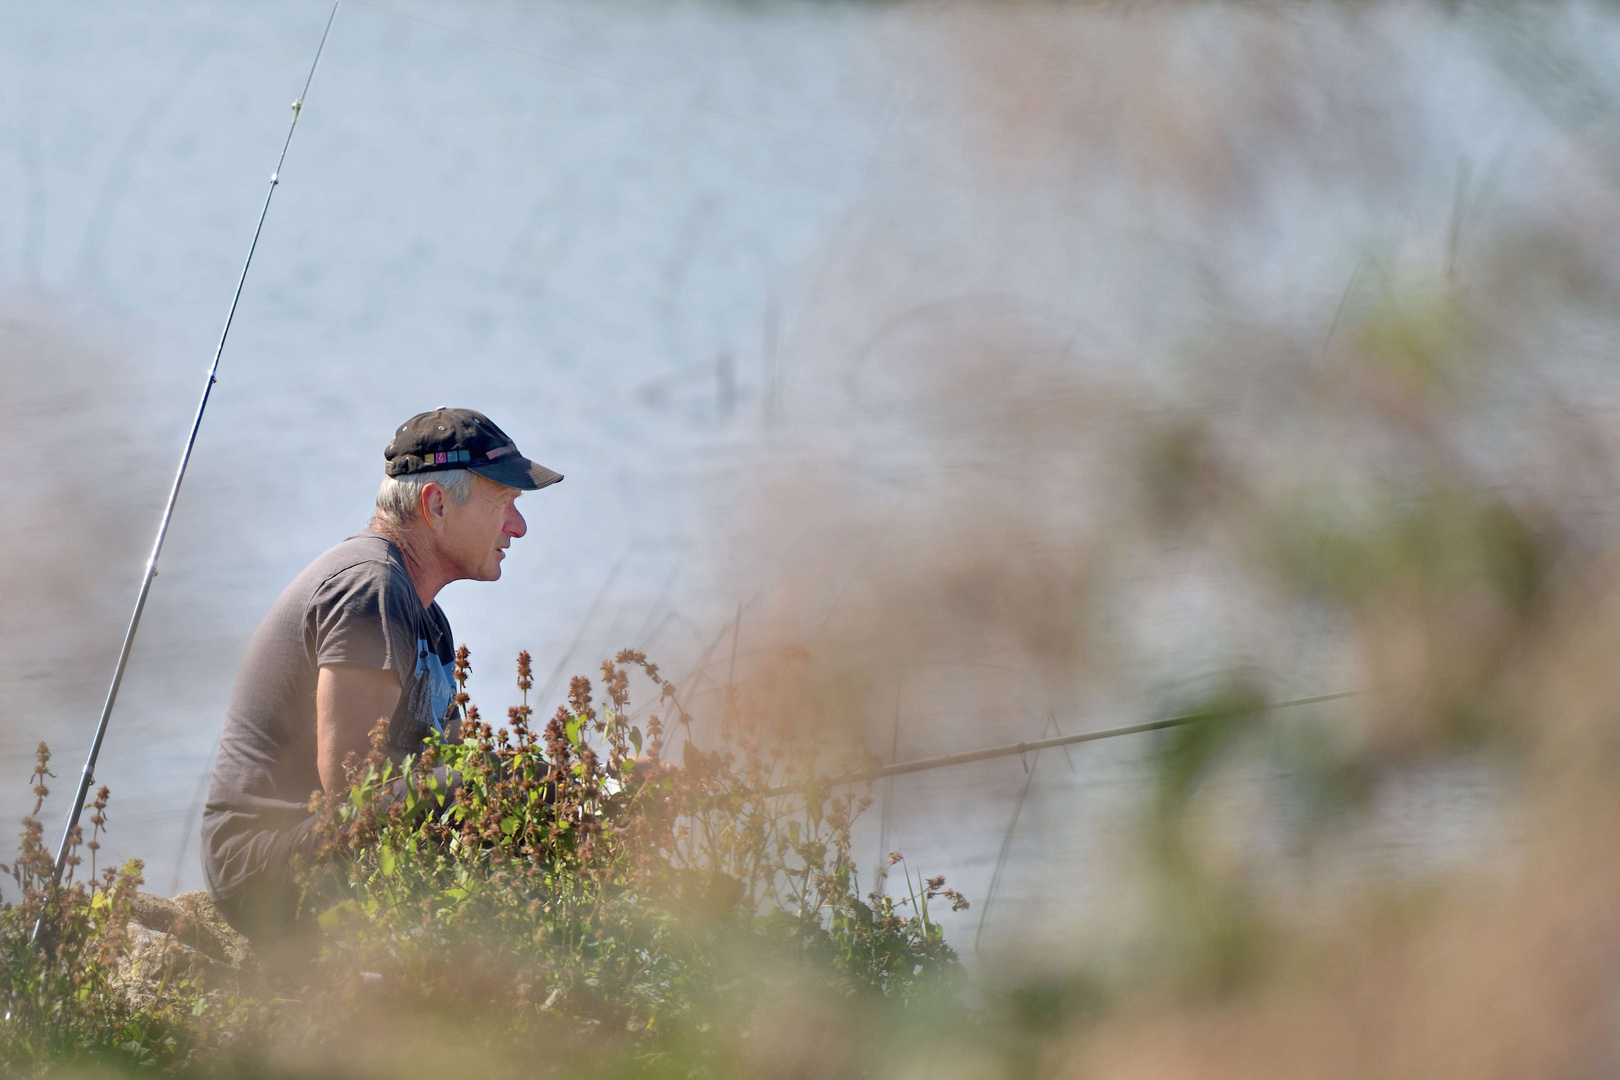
left=372, top=469, right=475, bottom=535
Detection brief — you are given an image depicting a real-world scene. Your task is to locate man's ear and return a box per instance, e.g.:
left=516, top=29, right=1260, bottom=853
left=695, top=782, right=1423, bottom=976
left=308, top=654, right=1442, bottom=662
left=420, top=483, right=446, bottom=527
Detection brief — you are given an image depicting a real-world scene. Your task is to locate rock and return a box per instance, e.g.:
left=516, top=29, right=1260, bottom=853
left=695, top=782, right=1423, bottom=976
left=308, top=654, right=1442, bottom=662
left=115, top=891, right=256, bottom=1004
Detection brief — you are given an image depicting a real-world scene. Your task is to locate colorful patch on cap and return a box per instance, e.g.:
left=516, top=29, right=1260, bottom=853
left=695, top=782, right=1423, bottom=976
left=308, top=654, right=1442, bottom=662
left=486, top=444, right=517, bottom=460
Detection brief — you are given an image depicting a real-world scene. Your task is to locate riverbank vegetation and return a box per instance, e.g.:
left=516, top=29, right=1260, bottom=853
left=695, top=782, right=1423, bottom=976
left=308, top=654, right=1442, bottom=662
left=0, top=648, right=972, bottom=1077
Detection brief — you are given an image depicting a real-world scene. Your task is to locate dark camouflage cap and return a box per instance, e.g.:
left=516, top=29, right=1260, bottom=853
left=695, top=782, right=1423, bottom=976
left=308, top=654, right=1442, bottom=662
left=384, top=408, right=563, bottom=491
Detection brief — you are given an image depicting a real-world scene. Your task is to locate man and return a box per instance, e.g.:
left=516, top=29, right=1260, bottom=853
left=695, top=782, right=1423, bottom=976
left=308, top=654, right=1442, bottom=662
left=201, top=408, right=562, bottom=937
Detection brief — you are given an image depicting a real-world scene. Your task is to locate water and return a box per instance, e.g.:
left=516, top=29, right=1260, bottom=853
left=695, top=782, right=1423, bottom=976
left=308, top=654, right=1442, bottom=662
left=0, top=0, right=1601, bottom=947
left=2, top=0, right=900, bottom=893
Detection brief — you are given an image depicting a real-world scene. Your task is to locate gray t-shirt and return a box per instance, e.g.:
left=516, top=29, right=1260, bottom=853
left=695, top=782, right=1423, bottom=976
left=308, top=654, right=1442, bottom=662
left=202, top=531, right=456, bottom=913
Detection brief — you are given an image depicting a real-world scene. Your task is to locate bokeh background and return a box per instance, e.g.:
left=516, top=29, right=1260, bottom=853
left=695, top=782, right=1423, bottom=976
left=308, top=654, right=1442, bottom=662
left=7, top=0, right=1620, bottom=1016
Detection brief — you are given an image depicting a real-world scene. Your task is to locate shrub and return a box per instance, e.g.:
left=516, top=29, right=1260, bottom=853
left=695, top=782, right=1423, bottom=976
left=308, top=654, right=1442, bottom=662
left=298, top=647, right=967, bottom=1063
left=0, top=745, right=196, bottom=1074
left=0, top=650, right=969, bottom=1077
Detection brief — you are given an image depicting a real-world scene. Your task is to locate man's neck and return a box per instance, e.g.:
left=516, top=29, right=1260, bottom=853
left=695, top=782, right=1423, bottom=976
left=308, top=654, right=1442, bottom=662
left=383, top=525, right=451, bottom=609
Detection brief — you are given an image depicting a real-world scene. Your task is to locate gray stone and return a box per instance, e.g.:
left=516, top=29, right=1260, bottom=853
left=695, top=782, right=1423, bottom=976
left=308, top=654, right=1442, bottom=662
left=114, top=891, right=256, bottom=1005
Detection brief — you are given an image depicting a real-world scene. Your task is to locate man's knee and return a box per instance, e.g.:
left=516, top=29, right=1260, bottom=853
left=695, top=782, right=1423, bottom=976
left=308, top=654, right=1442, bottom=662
left=211, top=815, right=322, bottom=942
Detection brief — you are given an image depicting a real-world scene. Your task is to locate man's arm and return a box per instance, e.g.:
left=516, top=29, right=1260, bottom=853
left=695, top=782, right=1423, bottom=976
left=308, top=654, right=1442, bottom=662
left=316, top=665, right=401, bottom=793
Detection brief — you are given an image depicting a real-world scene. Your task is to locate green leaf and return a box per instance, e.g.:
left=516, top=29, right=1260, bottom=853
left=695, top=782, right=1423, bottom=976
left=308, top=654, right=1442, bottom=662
left=379, top=844, right=396, bottom=877
left=630, top=727, right=643, bottom=754
left=317, top=901, right=352, bottom=932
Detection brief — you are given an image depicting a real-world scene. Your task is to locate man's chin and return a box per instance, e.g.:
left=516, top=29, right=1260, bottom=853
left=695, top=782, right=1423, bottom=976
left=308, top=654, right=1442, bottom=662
left=463, top=560, right=503, bottom=583
left=466, top=549, right=506, bottom=582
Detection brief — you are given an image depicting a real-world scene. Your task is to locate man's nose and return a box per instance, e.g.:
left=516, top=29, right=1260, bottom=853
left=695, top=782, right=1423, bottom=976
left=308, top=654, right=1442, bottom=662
left=505, top=503, right=528, bottom=539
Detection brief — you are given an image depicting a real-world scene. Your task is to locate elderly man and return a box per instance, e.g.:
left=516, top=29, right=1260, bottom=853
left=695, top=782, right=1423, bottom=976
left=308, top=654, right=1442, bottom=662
left=202, top=408, right=561, bottom=937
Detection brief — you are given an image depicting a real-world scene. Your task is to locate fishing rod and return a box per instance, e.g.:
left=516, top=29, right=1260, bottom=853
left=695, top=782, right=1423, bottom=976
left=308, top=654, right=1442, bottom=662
left=34, top=2, right=341, bottom=943
left=758, top=689, right=1360, bottom=797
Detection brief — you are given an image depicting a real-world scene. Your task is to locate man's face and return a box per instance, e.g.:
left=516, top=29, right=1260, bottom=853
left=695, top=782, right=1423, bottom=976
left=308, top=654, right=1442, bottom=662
left=434, top=475, right=526, bottom=582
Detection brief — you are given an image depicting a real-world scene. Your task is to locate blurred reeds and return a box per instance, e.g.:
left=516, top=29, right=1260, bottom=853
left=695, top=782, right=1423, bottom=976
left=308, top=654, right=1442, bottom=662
left=671, top=2, right=1620, bottom=1073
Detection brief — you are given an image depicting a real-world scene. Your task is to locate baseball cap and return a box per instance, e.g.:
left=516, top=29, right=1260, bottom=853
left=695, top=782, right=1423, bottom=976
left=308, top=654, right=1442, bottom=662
left=383, top=408, right=563, bottom=491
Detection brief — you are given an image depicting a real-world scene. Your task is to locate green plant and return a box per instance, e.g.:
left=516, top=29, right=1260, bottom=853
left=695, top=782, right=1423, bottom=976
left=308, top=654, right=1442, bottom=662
left=296, top=646, right=966, bottom=1062
left=0, top=745, right=188, bottom=1074
left=0, top=649, right=969, bottom=1078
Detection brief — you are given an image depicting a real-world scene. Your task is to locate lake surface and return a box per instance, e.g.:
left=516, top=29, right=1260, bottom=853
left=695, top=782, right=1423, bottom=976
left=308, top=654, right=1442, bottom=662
left=1, top=0, right=1604, bottom=951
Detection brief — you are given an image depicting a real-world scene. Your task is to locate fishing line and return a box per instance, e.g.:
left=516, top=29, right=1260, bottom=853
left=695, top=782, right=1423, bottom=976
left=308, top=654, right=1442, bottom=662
left=34, top=1, right=341, bottom=942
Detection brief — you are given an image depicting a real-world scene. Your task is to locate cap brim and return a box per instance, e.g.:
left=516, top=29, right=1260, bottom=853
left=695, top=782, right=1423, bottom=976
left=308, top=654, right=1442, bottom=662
left=470, top=456, right=564, bottom=492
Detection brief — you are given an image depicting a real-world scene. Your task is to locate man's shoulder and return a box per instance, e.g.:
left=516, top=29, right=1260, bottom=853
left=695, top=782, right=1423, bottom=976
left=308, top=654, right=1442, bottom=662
left=284, top=533, right=411, bottom=604
left=304, top=532, right=401, bottom=578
